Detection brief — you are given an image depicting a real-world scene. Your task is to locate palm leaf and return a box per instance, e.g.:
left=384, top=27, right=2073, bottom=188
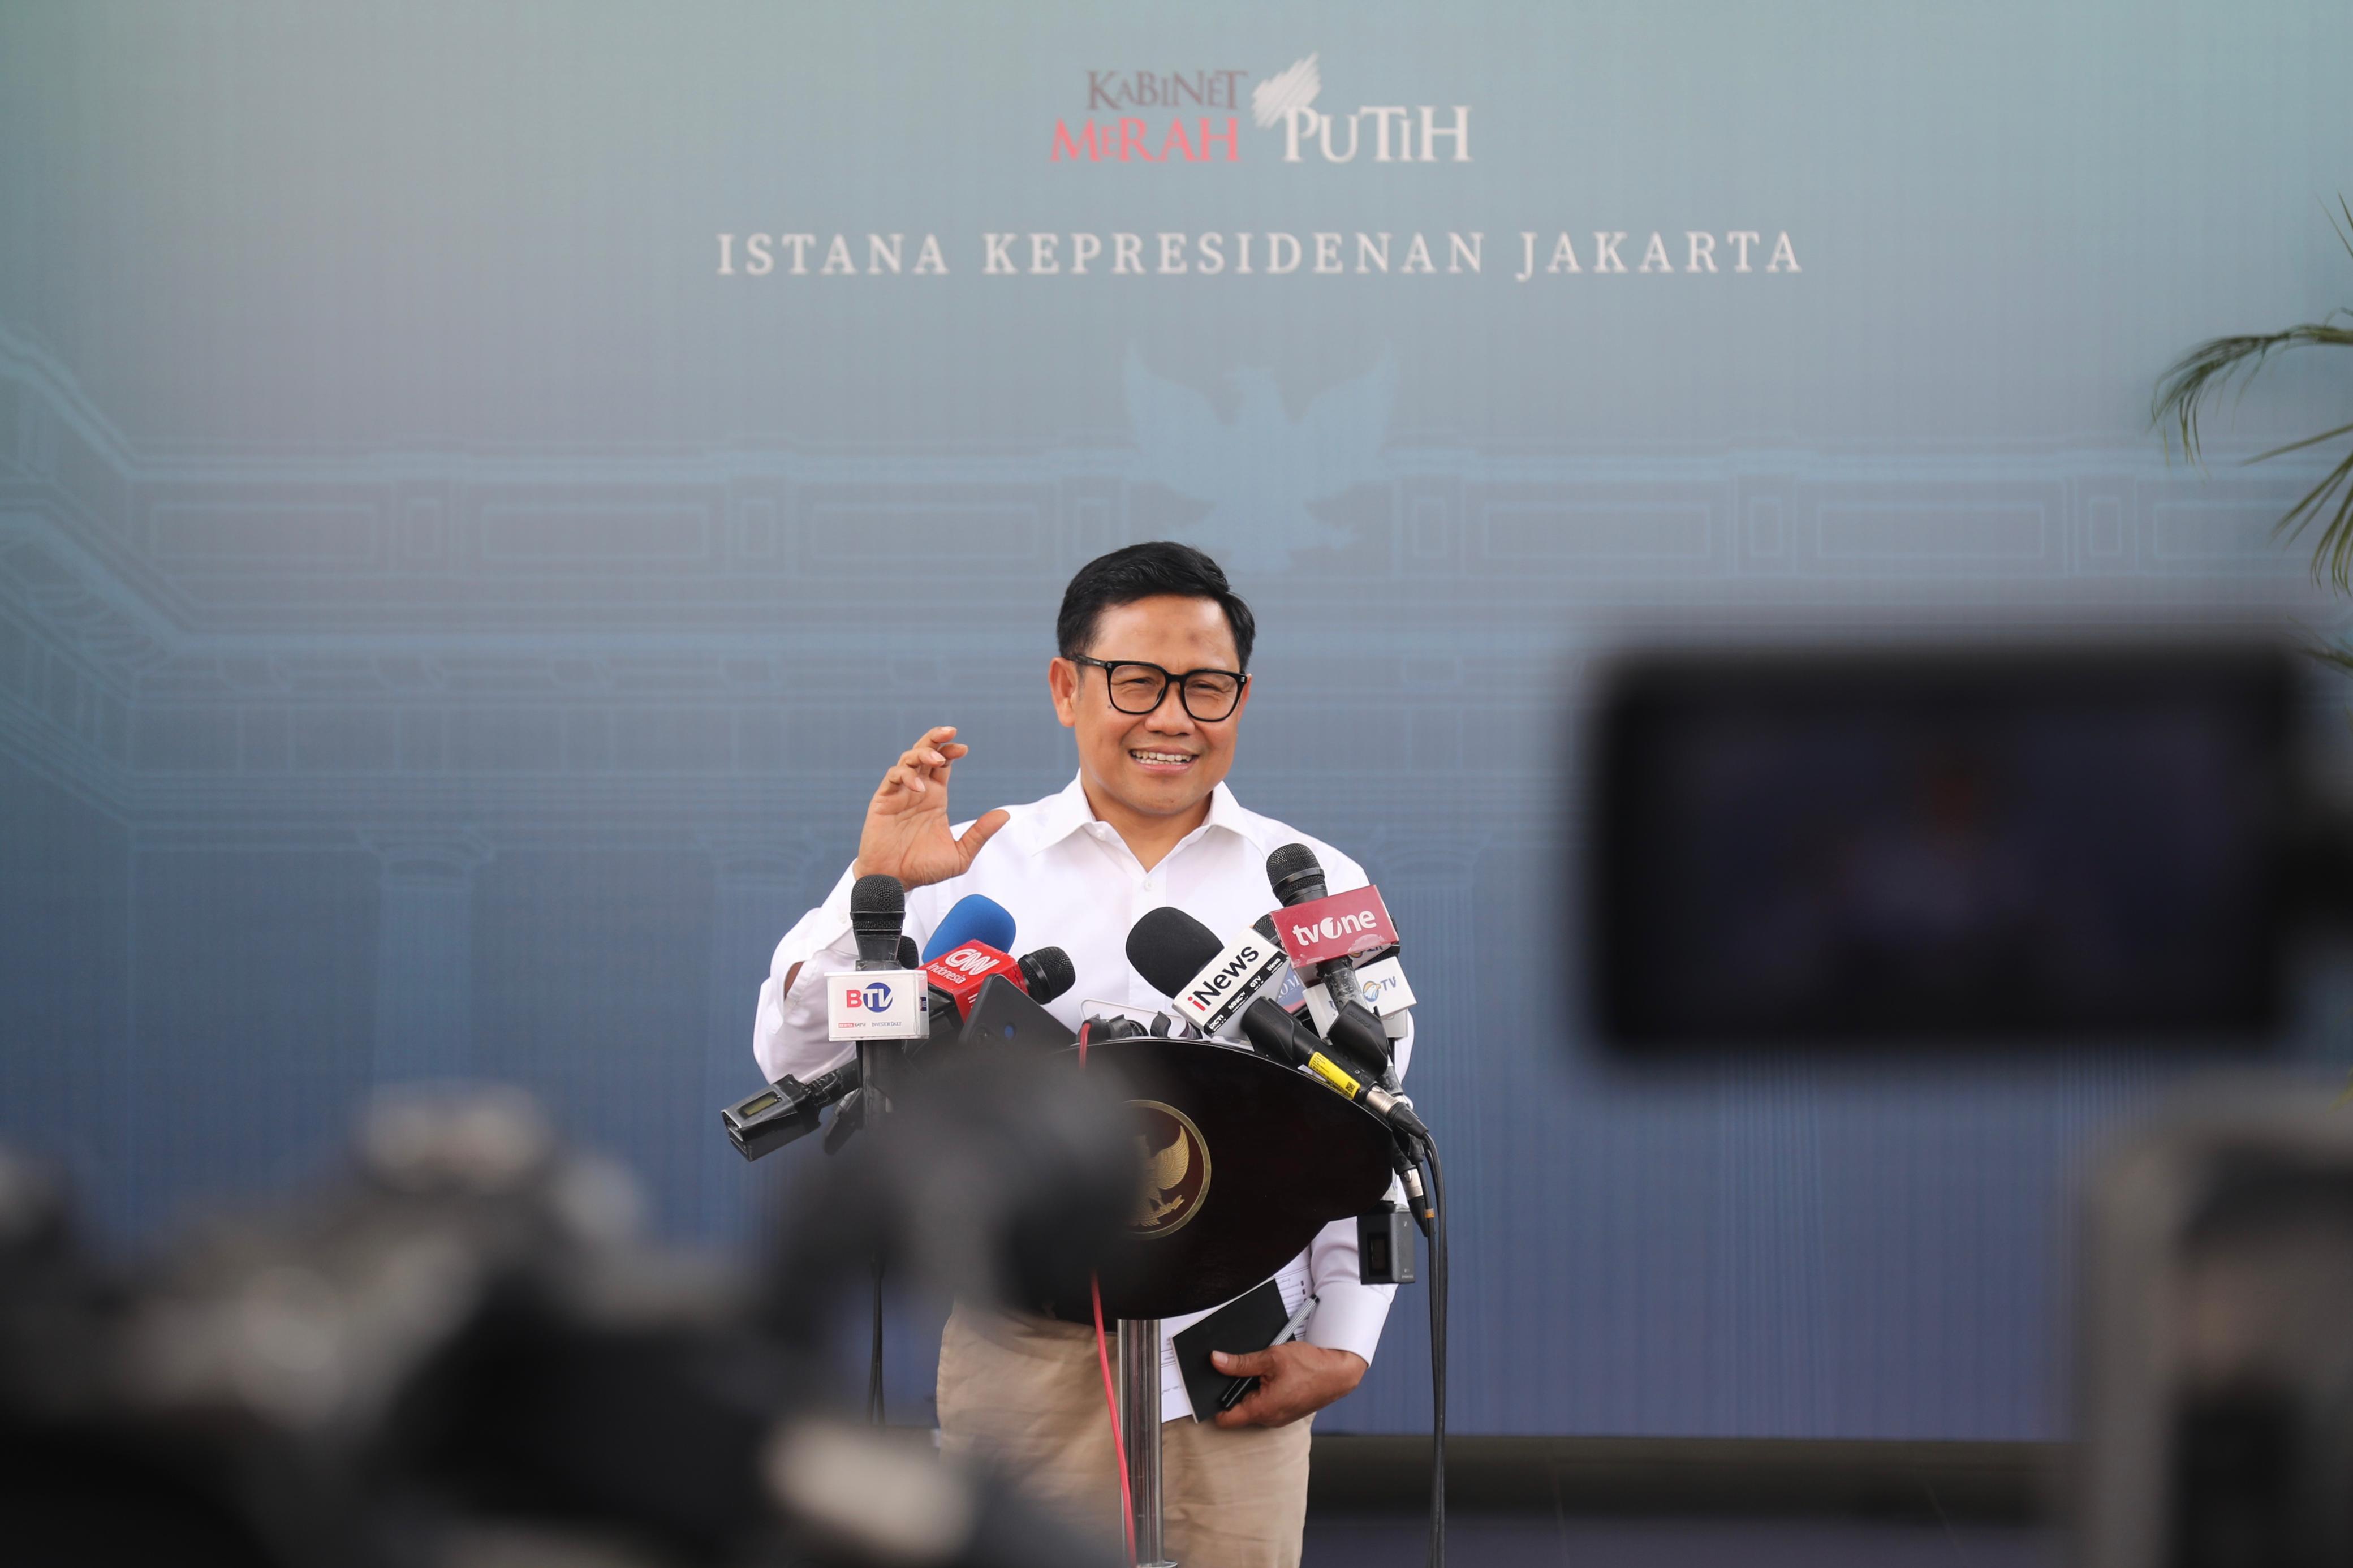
left=2151, top=197, right=2353, bottom=588
left=2151, top=321, right=2353, bottom=466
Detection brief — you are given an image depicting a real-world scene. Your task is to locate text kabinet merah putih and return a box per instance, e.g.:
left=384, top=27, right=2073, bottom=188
left=713, top=230, right=1802, bottom=281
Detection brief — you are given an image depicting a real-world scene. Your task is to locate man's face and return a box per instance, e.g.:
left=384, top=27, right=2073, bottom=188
left=1049, top=595, right=1251, bottom=823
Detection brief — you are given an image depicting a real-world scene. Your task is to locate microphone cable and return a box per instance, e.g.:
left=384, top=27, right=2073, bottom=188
left=868, top=1255, right=885, bottom=1425
left=1420, top=1132, right=1447, bottom=1568
left=1076, top=1020, right=1139, bottom=1563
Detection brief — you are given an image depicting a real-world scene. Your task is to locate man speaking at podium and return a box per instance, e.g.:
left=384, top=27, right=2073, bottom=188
left=752, top=542, right=1412, bottom=1566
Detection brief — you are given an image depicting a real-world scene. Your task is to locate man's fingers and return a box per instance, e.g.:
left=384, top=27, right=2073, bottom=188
left=1210, top=1347, right=1277, bottom=1377
left=954, top=808, right=1012, bottom=865
left=1212, top=1385, right=1296, bottom=1429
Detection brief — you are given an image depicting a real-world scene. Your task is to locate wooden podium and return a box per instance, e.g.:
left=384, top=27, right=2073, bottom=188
left=1041, top=1035, right=1395, bottom=1567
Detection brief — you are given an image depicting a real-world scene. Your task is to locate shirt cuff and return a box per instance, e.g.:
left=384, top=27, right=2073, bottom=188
left=1304, top=1278, right=1395, bottom=1368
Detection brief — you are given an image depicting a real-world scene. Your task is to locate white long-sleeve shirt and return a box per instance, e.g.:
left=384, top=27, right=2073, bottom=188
left=753, top=774, right=1412, bottom=1419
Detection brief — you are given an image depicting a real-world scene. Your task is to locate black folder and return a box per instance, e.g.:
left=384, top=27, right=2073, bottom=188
left=1170, top=1278, right=1291, bottom=1420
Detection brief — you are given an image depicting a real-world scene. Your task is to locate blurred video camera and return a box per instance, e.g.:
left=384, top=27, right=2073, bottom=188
left=1586, top=640, right=2338, bottom=1049
left=0, top=1055, right=1140, bottom=1568
left=2082, top=1089, right=2353, bottom=1568
left=1584, top=638, right=2353, bottom=1565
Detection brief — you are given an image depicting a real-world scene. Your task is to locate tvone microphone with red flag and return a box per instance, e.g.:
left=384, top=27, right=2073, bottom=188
left=1265, top=844, right=1404, bottom=1087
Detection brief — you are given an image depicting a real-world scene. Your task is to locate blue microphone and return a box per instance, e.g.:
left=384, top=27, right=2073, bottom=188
left=921, top=894, right=1017, bottom=963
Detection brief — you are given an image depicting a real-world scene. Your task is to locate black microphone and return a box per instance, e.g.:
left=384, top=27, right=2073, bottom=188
left=1267, top=844, right=1402, bottom=1088
left=1019, top=945, right=1077, bottom=1003
left=1266, top=843, right=1373, bottom=1007
left=835, top=876, right=916, bottom=1149
left=955, top=954, right=1080, bottom=1052
left=849, top=874, right=908, bottom=969
left=932, top=948, right=1074, bottom=1054
left=924, top=943, right=1076, bottom=1043
left=1127, top=904, right=1391, bottom=1088
left=1239, top=997, right=1429, bottom=1142
left=1125, top=907, right=1294, bottom=1041
left=720, top=1061, right=863, bottom=1161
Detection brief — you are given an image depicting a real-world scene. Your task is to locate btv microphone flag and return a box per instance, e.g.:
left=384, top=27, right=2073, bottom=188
left=921, top=894, right=1017, bottom=964
left=825, top=968, right=928, bottom=1040
left=1272, top=885, right=1399, bottom=973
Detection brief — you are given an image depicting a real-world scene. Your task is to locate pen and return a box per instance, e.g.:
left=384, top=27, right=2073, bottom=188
left=1217, top=1293, right=1318, bottom=1411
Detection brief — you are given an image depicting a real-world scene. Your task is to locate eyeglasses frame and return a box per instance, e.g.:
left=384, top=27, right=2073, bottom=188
left=1065, top=654, right=1252, bottom=722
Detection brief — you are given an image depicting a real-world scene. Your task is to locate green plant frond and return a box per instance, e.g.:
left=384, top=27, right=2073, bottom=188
left=2281, top=444, right=2353, bottom=592
left=2251, top=418, right=2353, bottom=463
left=2152, top=318, right=2353, bottom=466
left=2154, top=200, right=2353, bottom=593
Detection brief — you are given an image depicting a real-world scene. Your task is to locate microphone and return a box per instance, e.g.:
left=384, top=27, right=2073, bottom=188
left=850, top=874, right=908, bottom=970
left=720, top=1062, right=862, bottom=1161
left=1266, top=844, right=1401, bottom=1080
left=1076, top=998, right=1201, bottom=1041
left=1127, top=903, right=1390, bottom=1088
left=956, top=957, right=1079, bottom=1051
left=831, top=876, right=926, bottom=1151
left=1124, top=907, right=1293, bottom=1040
left=921, top=894, right=1017, bottom=963
left=1239, top=997, right=1429, bottom=1142
left=925, top=941, right=1076, bottom=1027
left=1019, top=945, right=1077, bottom=1005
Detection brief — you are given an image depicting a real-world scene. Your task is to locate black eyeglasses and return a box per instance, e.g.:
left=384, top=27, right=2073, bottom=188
left=1068, top=656, right=1250, bottom=721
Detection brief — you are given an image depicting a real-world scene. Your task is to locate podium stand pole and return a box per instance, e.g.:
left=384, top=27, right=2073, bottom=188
left=1115, top=1317, right=1175, bottom=1567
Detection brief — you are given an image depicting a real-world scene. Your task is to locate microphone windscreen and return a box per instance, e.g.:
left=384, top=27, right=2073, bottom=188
left=923, top=894, right=1018, bottom=963
left=1124, top=906, right=1224, bottom=998
left=897, top=934, right=920, bottom=970
left=1265, top=843, right=1329, bottom=907
left=850, top=873, right=906, bottom=932
left=1019, top=946, right=1076, bottom=1004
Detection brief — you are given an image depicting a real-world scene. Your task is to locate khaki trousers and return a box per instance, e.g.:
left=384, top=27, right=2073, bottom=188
left=936, top=1303, right=1314, bottom=1568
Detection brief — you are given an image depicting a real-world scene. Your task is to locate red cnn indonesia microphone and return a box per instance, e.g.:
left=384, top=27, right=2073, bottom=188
left=923, top=940, right=1077, bottom=1044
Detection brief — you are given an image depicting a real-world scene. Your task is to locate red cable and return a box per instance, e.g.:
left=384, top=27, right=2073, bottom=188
left=1092, top=1275, right=1135, bottom=1563
left=1078, top=1022, right=1137, bottom=1562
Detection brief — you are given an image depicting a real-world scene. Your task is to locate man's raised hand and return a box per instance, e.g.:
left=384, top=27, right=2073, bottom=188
left=853, top=726, right=1011, bottom=890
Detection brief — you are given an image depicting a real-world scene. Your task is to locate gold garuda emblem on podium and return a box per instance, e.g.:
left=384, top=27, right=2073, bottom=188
left=1128, top=1101, right=1210, bottom=1238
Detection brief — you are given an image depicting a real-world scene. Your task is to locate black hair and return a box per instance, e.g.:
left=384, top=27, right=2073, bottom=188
left=1055, top=541, right=1256, bottom=669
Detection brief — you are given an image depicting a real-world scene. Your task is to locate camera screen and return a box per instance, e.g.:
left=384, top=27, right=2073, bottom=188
left=1588, top=646, right=2294, bottom=1046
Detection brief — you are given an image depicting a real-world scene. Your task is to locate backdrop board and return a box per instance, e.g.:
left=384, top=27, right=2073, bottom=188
left=3, top=0, right=2352, bottom=1441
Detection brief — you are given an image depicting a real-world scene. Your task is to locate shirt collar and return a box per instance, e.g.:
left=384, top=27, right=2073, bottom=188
left=1029, top=773, right=1252, bottom=856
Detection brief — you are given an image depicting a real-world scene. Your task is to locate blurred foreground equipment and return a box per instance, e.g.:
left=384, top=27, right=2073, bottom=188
left=0, top=1055, right=1137, bottom=1568
left=1585, top=641, right=2347, bottom=1049
left=2081, top=1087, right=2353, bottom=1568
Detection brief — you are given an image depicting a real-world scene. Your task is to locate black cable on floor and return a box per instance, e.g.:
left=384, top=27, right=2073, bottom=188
left=868, top=1253, right=885, bottom=1425
left=1424, top=1136, right=1446, bottom=1568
